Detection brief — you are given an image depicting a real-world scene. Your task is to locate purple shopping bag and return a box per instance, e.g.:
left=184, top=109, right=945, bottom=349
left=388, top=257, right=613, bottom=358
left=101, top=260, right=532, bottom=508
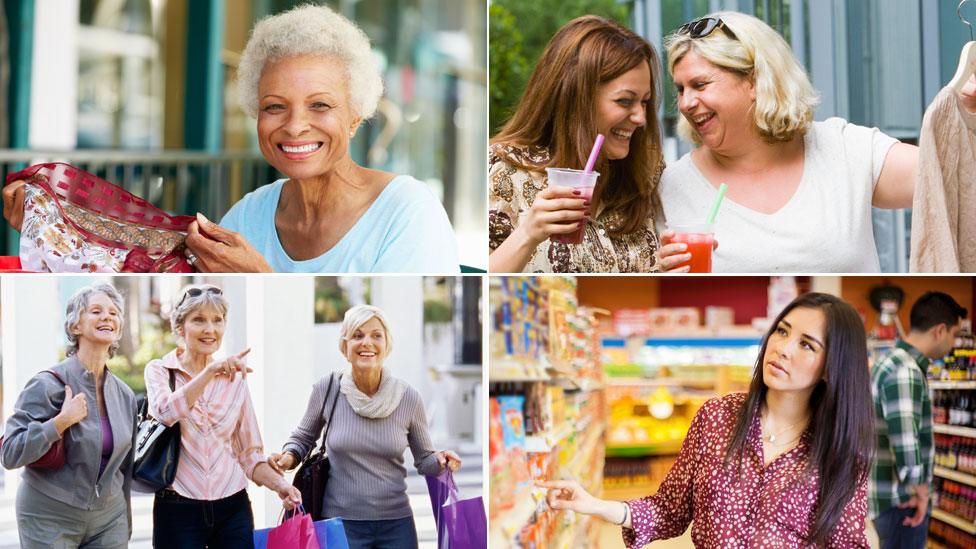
left=426, top=469, right=487, bottom=549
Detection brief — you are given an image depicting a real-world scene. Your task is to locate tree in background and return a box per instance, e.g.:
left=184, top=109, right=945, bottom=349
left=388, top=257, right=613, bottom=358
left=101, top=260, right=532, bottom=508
left=488, top=0, right=632, bottom=134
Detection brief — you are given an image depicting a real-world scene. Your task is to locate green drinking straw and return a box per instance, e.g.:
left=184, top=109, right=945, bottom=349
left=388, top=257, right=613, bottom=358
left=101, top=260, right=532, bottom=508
left=706, top=183, right=729, bottom=224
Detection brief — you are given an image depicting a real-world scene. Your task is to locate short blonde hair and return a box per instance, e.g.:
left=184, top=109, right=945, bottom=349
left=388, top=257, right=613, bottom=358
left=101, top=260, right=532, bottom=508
left=339, top=305, right=393, bottom=358
left=237, top=3, right=383, bottom=120
left=665, top=11, right=819, bottom=144
left=170, top=284, right=229, bottom=335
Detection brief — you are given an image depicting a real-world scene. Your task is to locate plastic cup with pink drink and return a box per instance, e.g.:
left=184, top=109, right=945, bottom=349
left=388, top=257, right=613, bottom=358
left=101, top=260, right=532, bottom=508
left=545, top=167, right=598, bottom=244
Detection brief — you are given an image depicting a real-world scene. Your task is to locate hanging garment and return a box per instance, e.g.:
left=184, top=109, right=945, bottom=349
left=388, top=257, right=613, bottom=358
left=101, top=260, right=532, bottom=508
left=910, top=86, right=976, bottom=272
left=8, top=163, right=196, bottom=273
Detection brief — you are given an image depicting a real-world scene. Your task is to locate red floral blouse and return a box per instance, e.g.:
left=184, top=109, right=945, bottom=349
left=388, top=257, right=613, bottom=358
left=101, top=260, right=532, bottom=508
left=623, top=393, right=868, bottom=548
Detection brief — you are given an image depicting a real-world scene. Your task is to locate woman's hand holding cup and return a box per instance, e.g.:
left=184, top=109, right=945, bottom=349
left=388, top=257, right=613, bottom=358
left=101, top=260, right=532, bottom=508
left=514, top=186, right=589, bottom=247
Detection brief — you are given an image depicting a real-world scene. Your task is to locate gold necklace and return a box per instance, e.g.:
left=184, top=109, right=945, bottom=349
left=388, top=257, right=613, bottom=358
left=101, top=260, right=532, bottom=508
left=762, top=411, right=807, bottom=444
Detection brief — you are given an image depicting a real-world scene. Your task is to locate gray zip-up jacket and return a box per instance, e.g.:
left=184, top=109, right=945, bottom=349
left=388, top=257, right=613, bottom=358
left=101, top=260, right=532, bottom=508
left=1, top=356, right=138, bottom=530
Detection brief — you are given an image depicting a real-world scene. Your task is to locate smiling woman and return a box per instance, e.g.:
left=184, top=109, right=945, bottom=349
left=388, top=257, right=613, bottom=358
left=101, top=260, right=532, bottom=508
left=143, top=284, right=301, bottom=547
left=488, top=16, right=696, bottom=273
left=1, top=283, right=138, bottom=549
left=179, top=4, right=459, bottom=274
left=658, top=11, right=976, bottom=272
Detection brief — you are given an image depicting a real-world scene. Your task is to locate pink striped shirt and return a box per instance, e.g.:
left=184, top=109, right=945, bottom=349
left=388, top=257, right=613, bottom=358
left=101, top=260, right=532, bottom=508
left=145, top=348, right=266, bottom=501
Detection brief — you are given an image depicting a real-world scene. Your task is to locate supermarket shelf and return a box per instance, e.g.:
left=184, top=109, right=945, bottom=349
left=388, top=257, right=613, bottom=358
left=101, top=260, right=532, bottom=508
left=932, top=508, right=976, bottom=535
left=603, top=336, right=761, bottom=348
left=934, top=466, right=976, bottom=488
left=488, top=494, right=542, bottom=546
left=934, top=424, right=976, bottom=438
left=930, top=381, right=976, bottom=390
left=525, top=426, right=571, bottom=453
left=488, top=365, right=550, bottom=382
left=606, top=439, right=683, bottom=457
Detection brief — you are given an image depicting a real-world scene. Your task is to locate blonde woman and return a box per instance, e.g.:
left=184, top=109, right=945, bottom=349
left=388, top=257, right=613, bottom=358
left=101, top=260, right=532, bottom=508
left=145, top=284, right=300, bottom=547
left=269, top=305, right=461, bottom=548
left=659, top=12, right=976, bottom=272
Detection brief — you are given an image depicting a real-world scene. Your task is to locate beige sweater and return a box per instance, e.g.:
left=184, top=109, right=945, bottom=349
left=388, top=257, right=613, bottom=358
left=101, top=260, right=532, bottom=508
left=910, top=86, right=976, bottom=272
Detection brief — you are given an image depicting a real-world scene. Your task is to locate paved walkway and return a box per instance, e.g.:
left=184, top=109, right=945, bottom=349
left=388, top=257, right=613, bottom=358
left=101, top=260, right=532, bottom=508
left=0, top=440, right=482, bottom=548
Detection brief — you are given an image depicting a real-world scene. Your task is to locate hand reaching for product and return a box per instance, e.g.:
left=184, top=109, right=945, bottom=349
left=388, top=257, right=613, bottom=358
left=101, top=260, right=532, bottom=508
left=538, top=479, right=601, bottom=515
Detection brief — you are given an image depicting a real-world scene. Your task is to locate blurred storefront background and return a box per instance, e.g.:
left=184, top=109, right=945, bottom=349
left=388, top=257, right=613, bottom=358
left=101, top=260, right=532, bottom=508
left=0, top=0, right=487, bottom=268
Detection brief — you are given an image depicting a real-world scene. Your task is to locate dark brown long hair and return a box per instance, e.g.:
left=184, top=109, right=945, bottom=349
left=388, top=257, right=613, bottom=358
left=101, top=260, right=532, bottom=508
left=491, top=15, right=664, bottom=235
left=724, top=293, right=875, bottom=545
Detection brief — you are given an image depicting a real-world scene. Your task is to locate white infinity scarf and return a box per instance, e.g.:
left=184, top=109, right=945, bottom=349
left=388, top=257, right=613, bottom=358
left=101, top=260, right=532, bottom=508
left=339, top=368, right=406, bottom=419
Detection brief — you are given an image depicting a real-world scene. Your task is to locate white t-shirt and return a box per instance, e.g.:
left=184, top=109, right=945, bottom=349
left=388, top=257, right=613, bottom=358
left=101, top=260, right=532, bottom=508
left=659, top=118, right=899, bottom=272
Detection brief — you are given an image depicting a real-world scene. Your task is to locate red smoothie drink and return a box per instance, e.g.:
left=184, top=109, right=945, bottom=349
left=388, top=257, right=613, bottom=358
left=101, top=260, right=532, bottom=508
left=670, top=224, right=715, bottom=273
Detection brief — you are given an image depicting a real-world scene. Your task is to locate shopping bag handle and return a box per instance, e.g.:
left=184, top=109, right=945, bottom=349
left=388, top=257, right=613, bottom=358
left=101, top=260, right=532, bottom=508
left=280, top=504, right=307, bottom=523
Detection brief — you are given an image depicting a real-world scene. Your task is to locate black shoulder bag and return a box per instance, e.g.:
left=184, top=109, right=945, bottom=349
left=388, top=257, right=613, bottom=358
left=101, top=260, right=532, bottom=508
left=133, top=369, right=181, bottom=491
left=293, top=372, right=342, bottom=521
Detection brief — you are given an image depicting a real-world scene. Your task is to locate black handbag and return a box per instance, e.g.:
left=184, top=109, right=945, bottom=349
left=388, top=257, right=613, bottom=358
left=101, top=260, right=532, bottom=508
left=133, top=369, right=181, bottom=491
left=293, top=372, right=342, bottom=521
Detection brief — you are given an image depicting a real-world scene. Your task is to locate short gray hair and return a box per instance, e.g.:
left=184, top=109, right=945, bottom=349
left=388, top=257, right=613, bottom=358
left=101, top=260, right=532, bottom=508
left=339, top=305, right=393, bottom=357
left=170, top=284, right=229, bottom=335
left=237, top=3, right=383, bottom=120
left=64, top=283, right=125, bottom=358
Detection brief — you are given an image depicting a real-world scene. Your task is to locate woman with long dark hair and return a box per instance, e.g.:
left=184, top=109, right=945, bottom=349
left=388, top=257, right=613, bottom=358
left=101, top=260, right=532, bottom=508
left=541, top=292, right=875, bottom=547
left=488, top=15, right=691, bottom=273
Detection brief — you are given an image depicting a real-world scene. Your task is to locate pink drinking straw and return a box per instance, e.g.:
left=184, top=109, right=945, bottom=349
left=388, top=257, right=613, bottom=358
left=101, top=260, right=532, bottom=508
left=584, top=134, right=605, bottom=173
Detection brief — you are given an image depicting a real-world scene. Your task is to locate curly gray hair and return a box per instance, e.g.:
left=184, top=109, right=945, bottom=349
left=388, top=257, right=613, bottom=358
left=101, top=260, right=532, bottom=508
left=64, top=283, right=125, bottom=358
left=237, top=3, right=383, bottom=120
left=170, top=284, right=229, bottom=336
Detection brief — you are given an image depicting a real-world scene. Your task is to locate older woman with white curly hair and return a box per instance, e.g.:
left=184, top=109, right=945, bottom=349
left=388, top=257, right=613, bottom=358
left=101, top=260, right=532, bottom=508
left=657, top=11, right=976, bottom=273
left=144, top=284, right=301, bottom=547
left=180, top=4, right=459, bottom=274
left=268, top=304, right=461, bottom=548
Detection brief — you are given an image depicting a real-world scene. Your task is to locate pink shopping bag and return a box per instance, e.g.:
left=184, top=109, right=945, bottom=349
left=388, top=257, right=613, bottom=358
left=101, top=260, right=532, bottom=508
left=266, top=507, right=321, bottom=549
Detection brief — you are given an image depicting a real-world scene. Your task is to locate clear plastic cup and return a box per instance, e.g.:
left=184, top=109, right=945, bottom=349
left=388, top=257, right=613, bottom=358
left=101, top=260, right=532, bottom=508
left=545, top=168, right=599, bottom=245
left=669, top=223, right=715, bottom=273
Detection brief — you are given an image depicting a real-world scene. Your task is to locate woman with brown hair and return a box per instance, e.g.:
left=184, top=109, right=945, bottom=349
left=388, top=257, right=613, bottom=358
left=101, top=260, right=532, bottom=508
left=488, top=15, right=691, bottom=273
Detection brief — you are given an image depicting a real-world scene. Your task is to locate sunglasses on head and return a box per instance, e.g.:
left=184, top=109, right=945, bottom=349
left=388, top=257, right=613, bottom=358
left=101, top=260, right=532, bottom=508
left=177, top=286, right=222, bottom=308
left=678, top=17, right=739, bottom=41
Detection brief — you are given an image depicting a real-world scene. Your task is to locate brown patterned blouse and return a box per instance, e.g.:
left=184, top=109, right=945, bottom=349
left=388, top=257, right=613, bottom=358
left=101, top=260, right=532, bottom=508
left=623, top=393, right=869, bottom=548
left=488, top=143, right=662, bottom=273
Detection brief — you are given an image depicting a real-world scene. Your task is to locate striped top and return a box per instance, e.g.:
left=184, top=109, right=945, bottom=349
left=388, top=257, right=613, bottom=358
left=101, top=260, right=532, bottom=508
left=282, top=372, right=443, bottom=520
left=145, top=349, right=266, bottom=501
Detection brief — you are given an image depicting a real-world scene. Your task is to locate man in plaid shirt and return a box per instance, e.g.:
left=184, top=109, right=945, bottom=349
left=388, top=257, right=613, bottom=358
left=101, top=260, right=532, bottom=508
left=870, top=291, right=967, bottom=549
